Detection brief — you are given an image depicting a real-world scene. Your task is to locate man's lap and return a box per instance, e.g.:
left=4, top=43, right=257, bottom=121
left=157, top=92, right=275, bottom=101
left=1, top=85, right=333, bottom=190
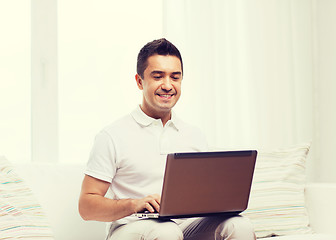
left=107, top=219, right=183, bottom=240
left=107, top=215, right=255, bottom=240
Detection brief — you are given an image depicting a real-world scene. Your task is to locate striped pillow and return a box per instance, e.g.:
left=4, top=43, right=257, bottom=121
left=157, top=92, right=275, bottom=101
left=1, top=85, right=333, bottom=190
left=0, top=156, right=54, bottom=239
left=242, top=144, right=313, bottom=238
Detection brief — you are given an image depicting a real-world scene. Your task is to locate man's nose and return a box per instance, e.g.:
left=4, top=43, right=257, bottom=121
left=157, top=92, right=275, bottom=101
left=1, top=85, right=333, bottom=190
left=161, top=77, right=173, bottom=91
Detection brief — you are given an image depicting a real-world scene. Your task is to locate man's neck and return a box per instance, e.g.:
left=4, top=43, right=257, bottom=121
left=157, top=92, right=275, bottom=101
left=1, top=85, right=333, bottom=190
left=139, top=105, right=171, bottom=127
left=160, top=112, right=172, bottom=127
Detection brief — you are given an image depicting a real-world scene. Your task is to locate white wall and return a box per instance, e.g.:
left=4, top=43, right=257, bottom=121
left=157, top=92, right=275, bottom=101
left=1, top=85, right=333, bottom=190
left=314, top=0, right=336, bottom=182
left=31, top=0, right=58, bottom=163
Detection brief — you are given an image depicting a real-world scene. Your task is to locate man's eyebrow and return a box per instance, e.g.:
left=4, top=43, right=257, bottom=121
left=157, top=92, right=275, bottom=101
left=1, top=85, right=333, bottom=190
left=150, top=71, right=182, bottom=75
left=150, top=71, right=164, bottom=75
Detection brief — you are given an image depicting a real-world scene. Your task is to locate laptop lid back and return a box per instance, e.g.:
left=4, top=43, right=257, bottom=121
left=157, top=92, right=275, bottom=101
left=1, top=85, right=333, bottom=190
left=159, top=150, right=257, bottom=218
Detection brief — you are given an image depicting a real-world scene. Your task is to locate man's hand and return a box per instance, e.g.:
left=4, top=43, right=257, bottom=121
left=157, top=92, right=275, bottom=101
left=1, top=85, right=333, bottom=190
left=132, top=194, right=161, bottom=213
left=79, top=175, right=161, bottom=221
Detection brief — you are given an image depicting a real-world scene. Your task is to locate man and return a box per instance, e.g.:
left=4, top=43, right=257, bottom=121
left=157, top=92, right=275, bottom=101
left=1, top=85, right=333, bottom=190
left=79, top=38, right=256, bottom=240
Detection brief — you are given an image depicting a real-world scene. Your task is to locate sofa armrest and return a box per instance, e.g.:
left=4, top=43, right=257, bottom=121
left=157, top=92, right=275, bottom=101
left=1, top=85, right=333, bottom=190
left=305, top=183, right=336, bottom=234
left=14, top=163, right=106, bottom=240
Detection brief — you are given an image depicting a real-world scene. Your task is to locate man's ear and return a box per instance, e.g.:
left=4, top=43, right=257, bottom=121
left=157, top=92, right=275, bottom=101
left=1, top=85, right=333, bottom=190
left=135, top=74, right=143, bottom=90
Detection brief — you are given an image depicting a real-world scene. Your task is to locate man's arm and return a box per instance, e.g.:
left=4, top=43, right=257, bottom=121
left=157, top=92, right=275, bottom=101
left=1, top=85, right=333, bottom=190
left=78, top=175, right=160, bottom=222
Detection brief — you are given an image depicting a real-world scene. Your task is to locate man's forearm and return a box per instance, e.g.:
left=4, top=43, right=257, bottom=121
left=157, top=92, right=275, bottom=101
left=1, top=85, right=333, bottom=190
left=79, top=193, right=136, bottom=222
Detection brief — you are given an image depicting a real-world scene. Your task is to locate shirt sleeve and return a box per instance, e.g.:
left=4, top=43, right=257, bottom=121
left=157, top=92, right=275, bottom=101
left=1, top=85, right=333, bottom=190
left=85, top=130, right=117, bottom=183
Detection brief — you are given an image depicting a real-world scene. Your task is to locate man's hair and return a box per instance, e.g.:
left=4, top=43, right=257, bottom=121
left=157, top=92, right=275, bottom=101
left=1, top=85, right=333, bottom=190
left=136, top=38, right=183, bottom=79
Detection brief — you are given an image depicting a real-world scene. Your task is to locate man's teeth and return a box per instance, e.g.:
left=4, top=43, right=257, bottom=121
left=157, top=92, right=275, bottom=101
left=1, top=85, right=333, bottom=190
left=158, top=94, right=172, bottom=97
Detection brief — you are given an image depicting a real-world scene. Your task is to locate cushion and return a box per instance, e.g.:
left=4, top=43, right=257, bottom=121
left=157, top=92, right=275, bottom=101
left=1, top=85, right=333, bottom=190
left=242, top=143, right=313, bottom=238
left=0, top=156, right=54, bottom=239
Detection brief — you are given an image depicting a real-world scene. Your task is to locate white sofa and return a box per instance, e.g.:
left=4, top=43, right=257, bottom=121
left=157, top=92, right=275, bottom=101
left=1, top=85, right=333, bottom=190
left=10, top=163, right=336, bottom=240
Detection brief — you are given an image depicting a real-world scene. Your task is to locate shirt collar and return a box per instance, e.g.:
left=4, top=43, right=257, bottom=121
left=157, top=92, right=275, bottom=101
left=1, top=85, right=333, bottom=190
left=131, top=105, right=180, bottom=130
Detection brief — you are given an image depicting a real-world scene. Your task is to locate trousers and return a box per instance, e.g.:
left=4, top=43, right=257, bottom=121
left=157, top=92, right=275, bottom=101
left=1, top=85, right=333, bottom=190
left=107, top=215, right=256, bottom=240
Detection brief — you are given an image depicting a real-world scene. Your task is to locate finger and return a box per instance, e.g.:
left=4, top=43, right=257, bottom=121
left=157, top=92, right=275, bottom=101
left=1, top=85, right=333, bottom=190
left=148, top=199, right=160, bottom=212
left=145, top=202, right=155, bottom=213
left=153, top=194, right=161, bottom=204
left=148, top=194, right=161, bottom=204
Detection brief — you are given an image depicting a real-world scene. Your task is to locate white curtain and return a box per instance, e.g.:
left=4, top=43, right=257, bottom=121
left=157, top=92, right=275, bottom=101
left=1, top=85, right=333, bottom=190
left=163, top=0, right=314, bottom=152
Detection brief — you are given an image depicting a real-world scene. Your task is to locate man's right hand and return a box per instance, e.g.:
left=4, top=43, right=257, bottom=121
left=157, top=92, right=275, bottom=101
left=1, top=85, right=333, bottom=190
left=132, top=194, right=161, bottom=213
left=79, top=175, right=162, bottom=222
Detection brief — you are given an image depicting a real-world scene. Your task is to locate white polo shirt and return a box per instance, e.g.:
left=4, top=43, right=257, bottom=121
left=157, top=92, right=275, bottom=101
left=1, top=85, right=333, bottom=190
left=85, top=105, right=208, bottom=224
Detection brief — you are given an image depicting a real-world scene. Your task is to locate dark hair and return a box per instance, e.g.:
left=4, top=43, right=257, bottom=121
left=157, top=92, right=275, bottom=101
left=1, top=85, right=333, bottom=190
left=136, top=38, right=183, bottom=79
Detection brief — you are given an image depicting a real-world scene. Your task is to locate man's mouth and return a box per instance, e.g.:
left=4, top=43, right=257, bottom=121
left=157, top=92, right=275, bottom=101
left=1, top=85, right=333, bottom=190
left=156, top=93, right=174, bottom=99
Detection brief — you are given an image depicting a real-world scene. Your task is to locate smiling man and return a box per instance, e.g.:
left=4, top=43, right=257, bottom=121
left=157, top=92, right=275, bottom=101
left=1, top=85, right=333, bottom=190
left=135, top=54, right=182, bottom=125
left=78, top=38, right=256, bottom=240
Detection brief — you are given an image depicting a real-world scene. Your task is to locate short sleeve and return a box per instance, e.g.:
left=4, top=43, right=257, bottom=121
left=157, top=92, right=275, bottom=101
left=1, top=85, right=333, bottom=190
left=85, top=130, right=117, bottom=183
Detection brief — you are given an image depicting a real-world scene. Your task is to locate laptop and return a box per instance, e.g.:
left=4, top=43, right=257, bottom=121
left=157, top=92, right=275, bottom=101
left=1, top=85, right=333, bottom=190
left=133, top=150, right=257, bottom=219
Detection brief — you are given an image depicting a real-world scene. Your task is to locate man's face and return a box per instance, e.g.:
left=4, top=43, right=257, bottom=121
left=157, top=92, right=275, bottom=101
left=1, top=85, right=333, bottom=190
left=136, top=54, right=182, bottom=119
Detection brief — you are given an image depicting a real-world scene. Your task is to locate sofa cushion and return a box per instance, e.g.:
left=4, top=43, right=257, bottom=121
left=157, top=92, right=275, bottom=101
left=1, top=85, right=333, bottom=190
left=0, top=156, right=54, bottom=239
left=242, top=143, right=312, bottom=238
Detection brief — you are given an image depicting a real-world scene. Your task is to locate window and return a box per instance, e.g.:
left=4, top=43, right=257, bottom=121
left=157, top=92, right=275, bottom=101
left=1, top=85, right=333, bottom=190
left=58, top=0, right=163, bottom=163
left=1, top=0, right=163, bottom=164
left=0, top=1, right=31, bottom=163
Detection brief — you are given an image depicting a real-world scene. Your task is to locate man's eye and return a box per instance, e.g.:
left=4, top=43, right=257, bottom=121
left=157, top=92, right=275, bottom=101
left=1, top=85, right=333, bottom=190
left=153, top=75, right=162, bottom=79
